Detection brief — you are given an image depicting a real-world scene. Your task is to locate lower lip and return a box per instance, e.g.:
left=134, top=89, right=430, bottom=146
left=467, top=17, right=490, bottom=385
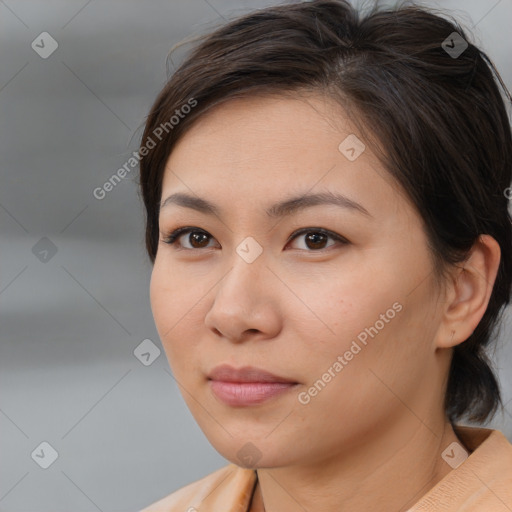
left=209, top=380, right=297, bottom=406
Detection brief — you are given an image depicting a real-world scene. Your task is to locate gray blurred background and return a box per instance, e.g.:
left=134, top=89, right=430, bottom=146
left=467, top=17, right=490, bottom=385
left=1, top=0, right=511, bottom=510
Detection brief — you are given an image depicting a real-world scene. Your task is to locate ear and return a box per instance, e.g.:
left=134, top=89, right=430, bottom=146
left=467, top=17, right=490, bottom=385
left=436, top=235, right=501, bottom=349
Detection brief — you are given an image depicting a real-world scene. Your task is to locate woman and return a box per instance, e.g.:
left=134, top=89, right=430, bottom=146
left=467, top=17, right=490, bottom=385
left=139, top=0, right=512, bottom=510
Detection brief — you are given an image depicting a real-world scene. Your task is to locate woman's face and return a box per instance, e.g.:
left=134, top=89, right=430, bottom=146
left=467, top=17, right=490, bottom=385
left=150, top=94, right=449, bottom=468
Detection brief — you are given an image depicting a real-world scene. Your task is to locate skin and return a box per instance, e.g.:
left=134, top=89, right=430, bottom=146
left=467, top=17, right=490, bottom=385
left=150, top=93, right=501, bottom=512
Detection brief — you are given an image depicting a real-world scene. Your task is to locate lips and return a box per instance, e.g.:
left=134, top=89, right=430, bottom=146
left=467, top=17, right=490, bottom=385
left=207, top=364, right=298, bottom=384
left=207, top=365, right=299, bottom=406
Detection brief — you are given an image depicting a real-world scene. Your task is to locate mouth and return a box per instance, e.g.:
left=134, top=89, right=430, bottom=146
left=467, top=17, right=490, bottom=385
left=207, top=364, right=299, bottom=406
left=208, top=381, right=299, bottom=406
left=208, top=364, right=298, bottom=384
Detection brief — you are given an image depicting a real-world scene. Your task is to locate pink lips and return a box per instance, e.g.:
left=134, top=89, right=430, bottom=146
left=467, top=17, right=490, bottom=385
left=207, top=364, right=298, bottom=406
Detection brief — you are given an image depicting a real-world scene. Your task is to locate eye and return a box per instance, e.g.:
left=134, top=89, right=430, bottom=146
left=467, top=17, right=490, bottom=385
left=161, top=226, right=348, bottom=251
left=162, top=227, right=218, bottom=250
left=286, top=227, right=348, bottom=251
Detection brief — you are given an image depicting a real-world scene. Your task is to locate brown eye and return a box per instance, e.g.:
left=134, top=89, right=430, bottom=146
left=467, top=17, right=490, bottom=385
left=187, top=231, right=211, bottom=248
left=287, top=228, right=347, bottom=251
left=162, top=228, right=218, bottom=249
left=304, top=232, right=328, bottom=250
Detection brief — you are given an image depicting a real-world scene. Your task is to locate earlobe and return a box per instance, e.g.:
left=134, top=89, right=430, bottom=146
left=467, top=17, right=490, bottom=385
left=436, top=235, right=501, bottom=349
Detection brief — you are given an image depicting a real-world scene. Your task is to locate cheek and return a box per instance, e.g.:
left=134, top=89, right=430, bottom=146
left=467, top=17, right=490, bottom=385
left=291, top=264, right=430, bottom=416
left=292, top=267, right=402, bottom=357
left=149, top=260, right=203, bottom=368
left=292, top=279, right=412, bottom=419
left=149, top=262, right=175, bottom=337
left=150, top=256, right=204, bottom=327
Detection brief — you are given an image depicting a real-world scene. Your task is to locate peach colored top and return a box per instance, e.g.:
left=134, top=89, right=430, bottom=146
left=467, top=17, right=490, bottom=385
left=140, top=426, right=512, bottom=511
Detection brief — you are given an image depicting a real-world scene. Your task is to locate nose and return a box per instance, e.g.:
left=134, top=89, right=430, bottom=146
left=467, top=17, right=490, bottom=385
left=203, top=249, right=282, bottom=343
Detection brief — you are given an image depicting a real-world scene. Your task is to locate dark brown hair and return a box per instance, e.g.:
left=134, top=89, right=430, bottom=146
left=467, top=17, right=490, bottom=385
left=138, top=0, right=512, bottom=424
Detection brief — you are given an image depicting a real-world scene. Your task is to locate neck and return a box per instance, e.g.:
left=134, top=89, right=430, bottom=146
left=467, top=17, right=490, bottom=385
left=250, top=416, right=462, bottom=512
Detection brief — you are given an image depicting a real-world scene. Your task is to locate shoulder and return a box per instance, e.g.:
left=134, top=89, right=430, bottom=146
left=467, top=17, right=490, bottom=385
left=139, top=463, right=257, bottom=512
left=409, top=427, right=512, bottom=511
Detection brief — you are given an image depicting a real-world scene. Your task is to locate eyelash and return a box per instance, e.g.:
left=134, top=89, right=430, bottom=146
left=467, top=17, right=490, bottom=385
left=161, top=226, right=348, bottom=252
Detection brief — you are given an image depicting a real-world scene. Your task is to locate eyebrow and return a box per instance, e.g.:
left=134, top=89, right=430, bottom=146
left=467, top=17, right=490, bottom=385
left=159, top=191, right=372, bottom=219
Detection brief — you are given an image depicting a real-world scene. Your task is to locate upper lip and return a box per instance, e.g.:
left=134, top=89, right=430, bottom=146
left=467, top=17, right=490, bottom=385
left=208, top=364, right=297, bottom=384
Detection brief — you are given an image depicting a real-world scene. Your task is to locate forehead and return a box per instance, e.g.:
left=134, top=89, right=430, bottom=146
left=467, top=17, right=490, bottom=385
left=160, top=93, right=410, bottom=222
left=165, top=94, right=370, bottom=181
left=169, top=93, right=353, bottom=155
